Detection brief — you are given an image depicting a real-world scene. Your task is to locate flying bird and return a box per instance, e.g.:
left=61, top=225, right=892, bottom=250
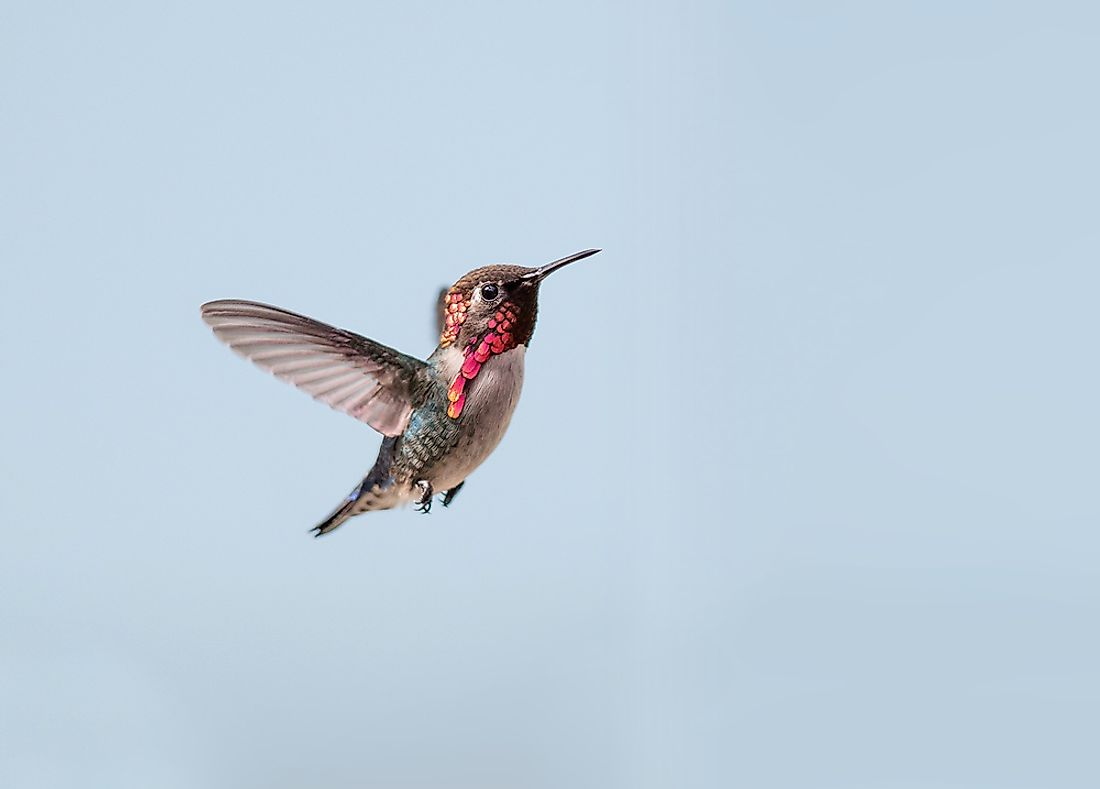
left=201, top=249, right=600, bottom=535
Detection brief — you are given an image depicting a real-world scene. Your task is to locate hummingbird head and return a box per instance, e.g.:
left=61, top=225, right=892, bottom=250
left=438, top=249, right=600, bottom=351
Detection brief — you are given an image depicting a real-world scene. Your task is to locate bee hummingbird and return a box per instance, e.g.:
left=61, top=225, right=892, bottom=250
left=201, top=248, right=600, bottom=536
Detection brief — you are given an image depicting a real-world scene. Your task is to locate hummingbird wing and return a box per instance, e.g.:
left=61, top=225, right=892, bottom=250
left=201, top=300, right=427, bottom=437
left=434, top=286, right=448, bottom=340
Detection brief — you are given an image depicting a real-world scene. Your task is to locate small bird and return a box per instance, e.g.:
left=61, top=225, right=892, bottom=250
left=200, top=248, right=600, bottom=536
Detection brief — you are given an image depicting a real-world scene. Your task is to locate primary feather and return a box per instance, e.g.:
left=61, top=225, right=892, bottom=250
left=200, top=300, right=427, bottom=437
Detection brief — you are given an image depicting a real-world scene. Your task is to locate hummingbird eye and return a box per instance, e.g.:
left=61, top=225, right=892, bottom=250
left=479, top=283, right=500, bottom=301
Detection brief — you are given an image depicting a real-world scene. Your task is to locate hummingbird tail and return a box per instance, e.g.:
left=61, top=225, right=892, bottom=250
left=311, top=498, right=360, bottom=537
left=311, top=437, right=404, bottom=537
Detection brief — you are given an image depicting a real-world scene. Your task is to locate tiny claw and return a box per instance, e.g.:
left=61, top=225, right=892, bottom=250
left=414, top=480, right=434, bottom=513
left=442, top=481, right=466, bottom=507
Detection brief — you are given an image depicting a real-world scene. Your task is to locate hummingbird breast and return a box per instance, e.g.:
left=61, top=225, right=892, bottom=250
left=396, top=345, right=527, bottom=492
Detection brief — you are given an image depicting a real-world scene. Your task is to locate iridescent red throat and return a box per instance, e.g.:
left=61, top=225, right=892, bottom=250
left=440, top=290, right=468, bottom=348
left=446, top=304, right=519, bottom=418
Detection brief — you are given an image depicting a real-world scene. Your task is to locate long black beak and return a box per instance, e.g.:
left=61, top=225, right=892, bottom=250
left=523, top=248, right=601, bottom=283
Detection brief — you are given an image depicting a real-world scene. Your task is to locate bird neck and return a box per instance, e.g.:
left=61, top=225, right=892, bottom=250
left=431, top=324, right=524, bottom=419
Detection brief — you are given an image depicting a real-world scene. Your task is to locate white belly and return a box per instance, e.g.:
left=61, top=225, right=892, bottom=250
left=430, top=345, right=526, bottom=490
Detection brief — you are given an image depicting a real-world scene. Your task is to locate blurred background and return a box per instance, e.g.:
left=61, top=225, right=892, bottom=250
left=2, top=2, right=1098, bottom=787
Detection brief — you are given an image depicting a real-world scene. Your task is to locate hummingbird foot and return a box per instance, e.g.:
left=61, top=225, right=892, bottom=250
left=414, top=480, right=434, bottom=513
left=442, top=481, right=466, bottom=507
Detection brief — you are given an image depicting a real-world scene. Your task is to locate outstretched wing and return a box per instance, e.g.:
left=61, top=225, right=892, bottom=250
left=201, top=300, right=427, bottom=436
left=434, top=286, right=448, bottom=341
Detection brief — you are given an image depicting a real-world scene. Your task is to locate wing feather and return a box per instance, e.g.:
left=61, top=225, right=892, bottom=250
left=200, top=300, right=427, bottom=436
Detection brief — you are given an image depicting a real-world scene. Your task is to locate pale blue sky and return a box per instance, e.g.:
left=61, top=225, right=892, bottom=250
left=2, top=2, right=1098, bottom=787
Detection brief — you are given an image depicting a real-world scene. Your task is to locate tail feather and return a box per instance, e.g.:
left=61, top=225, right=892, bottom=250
left=311, top=437, right=403, bottom=537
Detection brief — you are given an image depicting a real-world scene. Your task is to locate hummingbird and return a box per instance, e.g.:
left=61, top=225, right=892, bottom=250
left=200, top=248, right=600, bottom=536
